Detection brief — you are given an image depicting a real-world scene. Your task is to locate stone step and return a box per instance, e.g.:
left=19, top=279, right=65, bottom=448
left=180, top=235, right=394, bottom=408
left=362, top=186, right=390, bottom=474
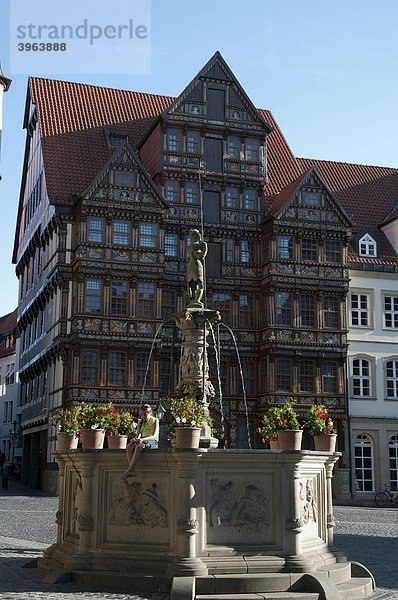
left=336, top=577, right=374, bottom=600
left=196, top=593, right=319, bottom=600
left=196, top=574, right=295, bottom=595
left=316, top=561, right=352, bottom=584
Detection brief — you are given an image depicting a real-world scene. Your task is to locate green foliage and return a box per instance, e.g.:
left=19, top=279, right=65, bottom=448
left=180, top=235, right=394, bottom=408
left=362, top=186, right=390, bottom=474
left=106, top=409, right=136, bottom=436
left=258, top=407, right=282, bottom=441
left=77, top=402, right=111, bottom=430
left=51, top=406, right=80, bottom=434
left=170, top=398, right=204, bottom=428
left=304, top=404, right=336, bottom=436
left=278, top=399, right=301, bottom=431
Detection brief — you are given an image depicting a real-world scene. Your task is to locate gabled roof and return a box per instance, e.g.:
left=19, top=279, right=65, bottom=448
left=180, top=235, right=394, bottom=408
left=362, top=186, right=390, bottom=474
left=297, top=158, right=398, bottom=261
left=161, top=51, right=273, bottom=133
left=0, top=309, right=17, bottom=336
left=26, top=77, right=300, bottom=205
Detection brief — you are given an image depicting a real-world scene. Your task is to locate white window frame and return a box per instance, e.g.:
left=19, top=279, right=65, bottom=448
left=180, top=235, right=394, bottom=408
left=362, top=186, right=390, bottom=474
left=358, top=233, right=377, bottom=257
left=351, top=356, right=373, bottom=398
left=349, top=290, right=373, bottom=328
left=354, top=434, right=374, bottom=493
left=383, top=293, right=398, bottom=329
left=389, top=435, right=398, bottom=491
left=385, top=357, right=398, bottom=400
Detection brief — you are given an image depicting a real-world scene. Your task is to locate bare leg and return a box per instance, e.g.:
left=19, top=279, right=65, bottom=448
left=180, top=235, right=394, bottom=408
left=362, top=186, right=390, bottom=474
left=126, top=440, right=135, bottom=464
left=121, top=443, right=144, bottom=479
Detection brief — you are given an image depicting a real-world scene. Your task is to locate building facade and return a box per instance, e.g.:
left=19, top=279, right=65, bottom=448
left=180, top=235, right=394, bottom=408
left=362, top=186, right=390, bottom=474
left=0, top=309, right=21, bottom=469
left=13, top=53, right=398, bottom=494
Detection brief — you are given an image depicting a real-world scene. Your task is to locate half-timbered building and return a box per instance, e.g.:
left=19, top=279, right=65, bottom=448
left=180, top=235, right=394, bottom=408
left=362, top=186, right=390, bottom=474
left=13, top=52, right=398, bottom=494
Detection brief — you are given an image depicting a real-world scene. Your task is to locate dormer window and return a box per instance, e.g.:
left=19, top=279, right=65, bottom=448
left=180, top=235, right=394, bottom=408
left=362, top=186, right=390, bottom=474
left=168, top=129, right=181, bottom=152
left=304, top=192, right=320, bottom=206
left=359, top=233, right=377, bottom=257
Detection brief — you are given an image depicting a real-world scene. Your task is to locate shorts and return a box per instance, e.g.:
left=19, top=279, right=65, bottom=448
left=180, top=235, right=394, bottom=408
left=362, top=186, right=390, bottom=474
left=141, top=440, right=158, bottom=450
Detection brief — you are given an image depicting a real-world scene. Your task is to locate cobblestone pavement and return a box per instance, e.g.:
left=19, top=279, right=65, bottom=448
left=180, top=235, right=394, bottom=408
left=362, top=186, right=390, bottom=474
left=0, top=481, right=397, bottom=599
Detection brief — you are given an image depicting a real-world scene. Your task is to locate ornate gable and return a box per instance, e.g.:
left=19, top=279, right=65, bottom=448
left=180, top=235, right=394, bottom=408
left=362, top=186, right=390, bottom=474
left=162, top=51, right=272, bottom=133
left=82, top=143, right=168, bottom=212
left=275, top=168, right=353, bottom=233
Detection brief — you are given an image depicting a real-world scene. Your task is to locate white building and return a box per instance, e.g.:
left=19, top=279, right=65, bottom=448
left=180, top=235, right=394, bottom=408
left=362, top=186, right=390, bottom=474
left=0, top=309, right=21, bottom=468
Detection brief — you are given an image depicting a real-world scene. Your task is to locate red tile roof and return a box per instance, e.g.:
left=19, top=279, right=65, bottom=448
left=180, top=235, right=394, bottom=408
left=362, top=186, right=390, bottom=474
left=0, top=309, right=17, bottom=359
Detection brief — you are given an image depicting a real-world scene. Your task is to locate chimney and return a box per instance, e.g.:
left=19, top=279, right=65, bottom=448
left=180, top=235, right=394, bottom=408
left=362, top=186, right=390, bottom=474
left=0, top=62, right=12, bottom=181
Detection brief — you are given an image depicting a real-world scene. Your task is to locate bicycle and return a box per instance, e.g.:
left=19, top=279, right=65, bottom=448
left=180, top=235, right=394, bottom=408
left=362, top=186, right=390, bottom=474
left=374, top=485, right=398, bottom=507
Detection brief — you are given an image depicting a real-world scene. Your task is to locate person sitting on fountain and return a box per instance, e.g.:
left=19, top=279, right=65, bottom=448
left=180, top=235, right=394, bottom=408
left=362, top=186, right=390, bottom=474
left=187, top=228, right=207, bottom=306
left=121, top=404, right=159, bottom=479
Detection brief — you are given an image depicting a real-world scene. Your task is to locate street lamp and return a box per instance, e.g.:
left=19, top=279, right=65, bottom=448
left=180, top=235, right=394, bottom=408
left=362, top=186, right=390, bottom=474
left=155, top=403, right=166, bottom=421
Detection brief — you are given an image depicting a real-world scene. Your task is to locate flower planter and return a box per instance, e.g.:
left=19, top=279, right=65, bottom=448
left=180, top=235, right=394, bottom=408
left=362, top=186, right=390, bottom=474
left=57, top=432, right=78, bottom=451
left=269, top=439, right=280, bottom=450
left=314, top=433, right=337, bottom=452
left=175, top=427, right=201, bottom=449
left=80, top=429, right=105, bottom=450
left=278, top=429, right=303, bottom=450
left=107, top=435, right=128, bottom=449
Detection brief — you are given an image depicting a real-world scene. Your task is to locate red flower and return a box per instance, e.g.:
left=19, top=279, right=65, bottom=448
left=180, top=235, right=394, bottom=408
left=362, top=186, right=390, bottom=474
left=277, top=417, right=281, bottom=422
left=50, top=423, right=57, bottom=428
left=107, top=408, right=112, bottom=414
left=283, top=421, right=287, bottom=425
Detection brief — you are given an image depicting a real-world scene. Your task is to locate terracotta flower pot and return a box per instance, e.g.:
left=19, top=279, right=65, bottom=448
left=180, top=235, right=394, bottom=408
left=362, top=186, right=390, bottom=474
left=80, top=428, right=105, bottom=450
left=175, top=427, right=201, bottom=449
left=278, top=429, right=303, bottom=450
left=107, top=434, right=128, bottom=449
left=314, top=433, right=337, bottom=452
left=269, top=439, right=280, bottom=450
left=57, top=432, right=78, bottom=451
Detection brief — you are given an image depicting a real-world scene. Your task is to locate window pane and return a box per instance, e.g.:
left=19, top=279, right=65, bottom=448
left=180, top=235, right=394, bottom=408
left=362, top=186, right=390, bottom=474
left=277, top=236, right=293, bottom=259
left=186, top=182, right=198, bottom=203
left=111, top=281, right=128, bottom=315
left=109, top=352, right=125, bottom=385
left=276, top=359, right=291, bottom=390
left=168, top=129, right=181, bottom=152
left=246, top=138, right=259, bottom=161
left=165, top=233, right=178, bottom=257
left=187, top=131, right=199, bottom=153
left=226, top=187, right=237, bottom=208
left=81, top=351, right=98, bottom=383
left=87, top=218, right=103, bottom=242
left=276, top=293, right=292, bottom=325
left=140, top=223, right=157, bottom=247
left=167, top=181, right=178, bottom=202
left=113, top=220, right=129, bottom=245
left=244, top=189, right=256, bottom=210
left=228, top=136, right=240, bottom=158
left=137, top=282, right=155, bottom=317
left=302, top=238, right=317, bottom=261
left=85, top=279, right=101, bottom=313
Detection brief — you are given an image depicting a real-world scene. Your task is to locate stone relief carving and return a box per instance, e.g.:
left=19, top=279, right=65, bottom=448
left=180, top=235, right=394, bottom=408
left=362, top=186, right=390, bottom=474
left=109, top=481, right=168, bottom=528
left=300, top=479, right=318, bottom=524
left=70, top=476, right=81, bottom=535
left=210, top=479, right=269, bottom=535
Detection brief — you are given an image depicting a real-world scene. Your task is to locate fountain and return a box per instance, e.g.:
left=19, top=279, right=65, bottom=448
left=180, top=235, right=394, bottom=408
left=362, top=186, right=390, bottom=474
left=39, top=231, right=376, bottom=600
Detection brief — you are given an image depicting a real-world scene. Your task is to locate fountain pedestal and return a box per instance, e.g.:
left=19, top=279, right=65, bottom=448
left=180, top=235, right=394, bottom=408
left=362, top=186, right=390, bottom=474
left=172, top=307, right=220, bottom=448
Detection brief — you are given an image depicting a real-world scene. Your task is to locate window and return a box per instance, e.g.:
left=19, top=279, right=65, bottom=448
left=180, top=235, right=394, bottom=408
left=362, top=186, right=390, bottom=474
left=85, top=279, right=101, bottom=313
left=237, top=420, right=254, bottom=449
left=81, top=351, right=98, bottom=384
left=301, top=294, right=315, bottom=327
left=386, top=360, right=398, bottom=398
left=389, top=435, right=398, bottom=491
left=322, top=362, right=337, bottom=393
left=244, top=189, right=256, bottom=210
left=137, top=282, right=155, bottom=317
left=3, top=402, right=7, bottom=423
left=140, top=223, right=157, bottom=247
left=87, top=217, right=104, bottom=243
left=240, top=240, right=254, bottom=263
left=276, top=359, right=291, bottom=391
left=276, top=292, right=292, bottom=325
left=111, top=281, right=128, bottom=315
left=136, top=352, right=149, bottom=387
left=226, top=187, right=237, bottom=208
left=187, top=130, right=199, bottom=153
left=109, top=352, right=126, bottom=385
left=323, top=296, right=339, bottom=328
left=116, top=172, right=133, bottom=186
left=226, top=239, right=234, bottom=261
left=246, top=138, right=259, bottom=161
left=277, top=236, right=293, bottom=259
left=228, top=136, right=240, bottom=158
left=240, top=295, right=254, bottom=328
left=384, top=296, right=398, bottom=328
left=162, top=289, right=176, bottom=317
left=354, top=434, right=374, bottom=492
left=303, top=192, right=320, bottom=206
left=166, top=181, right=178, bottom=202
left=213, top=293, right=231, bottom=322
left=239, top=362, right=255, bottom=394
left=351, top=294, right=369, bottom=327
left=302, top=238, right=317, bottom=261
left=159, top=357, right=170, bottom=393
left=325, top=240, right=341, bottom=263
left=168, top=129, right=181, bottom=152
left=186, top=182, right=198, bottom=203
left=300, top=360, right=315, bottom=392
left=359, top=233, right=376, bottom=257
left=352, top=359, right=371, bottom=397
left=165, top=233, right=178, bottom=257
left=7, top=401, right=13, bottom=422
left=113, top=220, right=129, bottom=245
left=5, top=363, right=15, bottom=385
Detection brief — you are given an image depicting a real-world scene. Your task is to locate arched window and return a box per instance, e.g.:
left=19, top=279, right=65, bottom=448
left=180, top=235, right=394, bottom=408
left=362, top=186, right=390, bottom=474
left=386, top=360, right=398, bottom=399
left=389, top=435, right=398, bottom=491
left=352, top=359, right=371, bottom=397
left=354, top=434, right=374, bottom=492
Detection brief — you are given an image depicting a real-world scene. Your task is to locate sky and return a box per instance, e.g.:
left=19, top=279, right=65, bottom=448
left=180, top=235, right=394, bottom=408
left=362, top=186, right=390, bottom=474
left=0, top=0, right=397, bottom=316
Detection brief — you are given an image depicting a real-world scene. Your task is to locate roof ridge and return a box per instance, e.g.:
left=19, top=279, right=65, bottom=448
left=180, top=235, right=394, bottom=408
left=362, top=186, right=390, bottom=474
left=298, top=156, right=398, bottom=172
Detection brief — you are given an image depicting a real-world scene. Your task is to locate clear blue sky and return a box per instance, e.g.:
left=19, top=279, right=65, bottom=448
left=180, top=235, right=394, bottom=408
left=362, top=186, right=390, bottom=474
left=0, top=0, right=397, bottom=315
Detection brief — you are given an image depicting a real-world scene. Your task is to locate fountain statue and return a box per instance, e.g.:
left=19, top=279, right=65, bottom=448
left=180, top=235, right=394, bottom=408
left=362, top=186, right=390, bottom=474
left=172, top=229, right=220, bottom=447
